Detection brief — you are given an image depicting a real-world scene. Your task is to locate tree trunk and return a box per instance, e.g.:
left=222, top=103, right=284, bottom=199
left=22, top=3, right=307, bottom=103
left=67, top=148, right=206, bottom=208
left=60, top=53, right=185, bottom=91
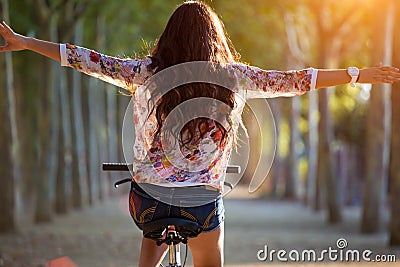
left=315, top=11, right=342, bottom=223
left=269, top=99, right=282, bottom=197
left=33, top=3, right=55, bottom=223
left=361, top=0, right=394, bottom=233
left=46, top=58, right=60, bottom=216
left=106, top=83, right=119, bottom=196
left=0, top=59, right=15, bottom=232
left=0, top=0, right=17, bottom=232
left=307, top=91, right=319, bottom=207
left=71, top=20, right=89, bottom=208
left=389, top=0, right=400, bottom=246
left=389, top=74, right=400, bottom=246
left=316, top=38, right=341, bottom=222
left=96, top=16, right=109, bottom=200
left=87, top=77, right=101, bottom=203
left=285, top=96, right=301, bottom=199
left=317, top=87, right=341, bottom=223
left=55, top=66, right=73, bottom=214
left=283, top=14, right=308, bottom=200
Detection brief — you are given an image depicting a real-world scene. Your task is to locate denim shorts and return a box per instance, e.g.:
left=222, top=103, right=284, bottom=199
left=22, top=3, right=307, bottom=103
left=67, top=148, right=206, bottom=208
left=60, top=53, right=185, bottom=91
left=129, top=182, right=225, bottom=233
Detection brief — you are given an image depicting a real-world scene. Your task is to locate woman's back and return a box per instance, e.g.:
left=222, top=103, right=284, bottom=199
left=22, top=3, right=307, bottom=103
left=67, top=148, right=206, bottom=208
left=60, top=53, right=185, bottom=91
left=62, top=43, right=317, bottom=189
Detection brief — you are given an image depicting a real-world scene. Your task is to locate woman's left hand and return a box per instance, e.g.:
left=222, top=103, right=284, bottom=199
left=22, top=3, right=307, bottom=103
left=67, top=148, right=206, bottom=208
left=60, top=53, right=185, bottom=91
left=359, top=66, right=400, bottom=84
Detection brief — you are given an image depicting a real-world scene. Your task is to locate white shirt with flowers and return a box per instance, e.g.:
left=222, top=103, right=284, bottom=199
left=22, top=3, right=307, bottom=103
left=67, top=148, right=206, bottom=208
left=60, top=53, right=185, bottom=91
left=60, top=44, right=318, bottom=190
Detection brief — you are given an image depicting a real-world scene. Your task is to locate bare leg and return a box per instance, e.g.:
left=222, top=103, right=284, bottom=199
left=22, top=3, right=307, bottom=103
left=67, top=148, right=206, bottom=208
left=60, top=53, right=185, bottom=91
left=138, top=237, right=168, bottom=267
left=188, top=222, right=224, bottom=267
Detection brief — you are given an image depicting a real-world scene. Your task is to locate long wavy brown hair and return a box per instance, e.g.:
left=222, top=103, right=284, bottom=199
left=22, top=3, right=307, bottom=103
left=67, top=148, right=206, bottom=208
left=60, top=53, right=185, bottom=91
left=148, top=1, right=241, bottom=147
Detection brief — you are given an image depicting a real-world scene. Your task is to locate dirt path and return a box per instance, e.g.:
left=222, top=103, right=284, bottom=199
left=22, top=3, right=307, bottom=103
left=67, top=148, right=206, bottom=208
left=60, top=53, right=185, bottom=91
left=0, top=187, right=399, bottom=266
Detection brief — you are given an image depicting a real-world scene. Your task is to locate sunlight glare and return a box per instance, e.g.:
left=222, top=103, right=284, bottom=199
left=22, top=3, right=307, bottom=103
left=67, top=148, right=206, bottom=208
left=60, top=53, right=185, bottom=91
left=359, top=84, right=372, bottom=101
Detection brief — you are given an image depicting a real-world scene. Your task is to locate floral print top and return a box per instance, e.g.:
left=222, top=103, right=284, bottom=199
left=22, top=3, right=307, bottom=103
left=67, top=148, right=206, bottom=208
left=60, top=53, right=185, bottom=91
left=60, top=44, right=318, bottom=189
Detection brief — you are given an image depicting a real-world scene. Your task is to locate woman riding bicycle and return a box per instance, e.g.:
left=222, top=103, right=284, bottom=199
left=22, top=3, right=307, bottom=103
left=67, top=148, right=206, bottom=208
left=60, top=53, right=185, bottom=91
left=1, top=1, right=399, bottom=266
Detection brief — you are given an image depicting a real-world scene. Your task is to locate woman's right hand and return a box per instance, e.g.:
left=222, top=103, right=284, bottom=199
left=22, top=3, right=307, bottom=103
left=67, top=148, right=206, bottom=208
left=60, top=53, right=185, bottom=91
left=0, top=21, right=60, bottom=61
left=0, top=21, right=27, bottom=52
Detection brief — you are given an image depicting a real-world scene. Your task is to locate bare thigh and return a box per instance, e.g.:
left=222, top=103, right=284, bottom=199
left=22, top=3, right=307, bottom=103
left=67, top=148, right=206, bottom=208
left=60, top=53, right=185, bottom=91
left=188, top=222, right=224, bottom=267
left=138, top=237, right=168, bottom=267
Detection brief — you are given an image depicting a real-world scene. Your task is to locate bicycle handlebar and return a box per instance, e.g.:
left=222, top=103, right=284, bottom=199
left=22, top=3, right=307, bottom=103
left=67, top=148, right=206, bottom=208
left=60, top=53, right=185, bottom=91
left=102, top=163, right=133, bottom=172
left=102, top=163, right=241, bottom=174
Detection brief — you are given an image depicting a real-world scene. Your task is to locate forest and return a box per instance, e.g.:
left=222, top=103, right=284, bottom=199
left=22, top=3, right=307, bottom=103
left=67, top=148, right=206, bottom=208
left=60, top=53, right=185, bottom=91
left=0, top=0, right=399, bottom=249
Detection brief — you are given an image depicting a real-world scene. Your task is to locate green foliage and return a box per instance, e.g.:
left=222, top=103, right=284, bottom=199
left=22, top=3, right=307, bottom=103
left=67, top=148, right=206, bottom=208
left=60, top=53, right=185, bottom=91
left=82, top=0, right=182, bottom=56
left=9, top=0, right=34, bottom=32
left=213, top=0, right=287, bottom=68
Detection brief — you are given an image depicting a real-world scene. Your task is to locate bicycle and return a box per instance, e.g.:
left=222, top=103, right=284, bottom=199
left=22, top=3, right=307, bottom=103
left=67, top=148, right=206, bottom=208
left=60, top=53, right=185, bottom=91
left=102, top=162, right=240, bottom=267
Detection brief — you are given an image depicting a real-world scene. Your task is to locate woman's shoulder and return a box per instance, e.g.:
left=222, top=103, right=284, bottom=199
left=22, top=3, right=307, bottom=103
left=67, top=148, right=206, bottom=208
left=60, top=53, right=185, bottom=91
left=125, top=55, right=154, bottom=71
left=129, top=56, right=155, bottom=82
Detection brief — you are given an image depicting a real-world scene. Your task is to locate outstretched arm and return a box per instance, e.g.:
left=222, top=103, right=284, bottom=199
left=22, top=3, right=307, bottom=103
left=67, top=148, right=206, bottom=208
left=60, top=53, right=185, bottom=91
left=232, top=63, right=400, bottom=99
left=0, top=21, right=152, bottom=90
left=316, top=67, right=400, bottom=89
left=0, top=21, right=60, bottom=62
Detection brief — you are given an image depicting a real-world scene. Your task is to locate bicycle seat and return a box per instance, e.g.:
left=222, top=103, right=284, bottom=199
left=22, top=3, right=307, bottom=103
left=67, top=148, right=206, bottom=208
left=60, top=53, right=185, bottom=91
left=143, top=217, right=203, bottom=241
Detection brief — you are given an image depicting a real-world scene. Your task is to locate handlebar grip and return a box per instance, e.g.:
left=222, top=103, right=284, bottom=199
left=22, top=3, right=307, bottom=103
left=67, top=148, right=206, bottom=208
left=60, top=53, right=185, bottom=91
left=102, top=163, right=133, bottom=171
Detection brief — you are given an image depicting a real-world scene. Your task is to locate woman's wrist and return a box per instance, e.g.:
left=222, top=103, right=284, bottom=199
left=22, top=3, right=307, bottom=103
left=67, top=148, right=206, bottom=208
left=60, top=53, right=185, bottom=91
left=357, top=68, right=376, bottom=84
left=357, top=68, right=365, bottom=83
left=20, top=34, right=30, bottom=50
